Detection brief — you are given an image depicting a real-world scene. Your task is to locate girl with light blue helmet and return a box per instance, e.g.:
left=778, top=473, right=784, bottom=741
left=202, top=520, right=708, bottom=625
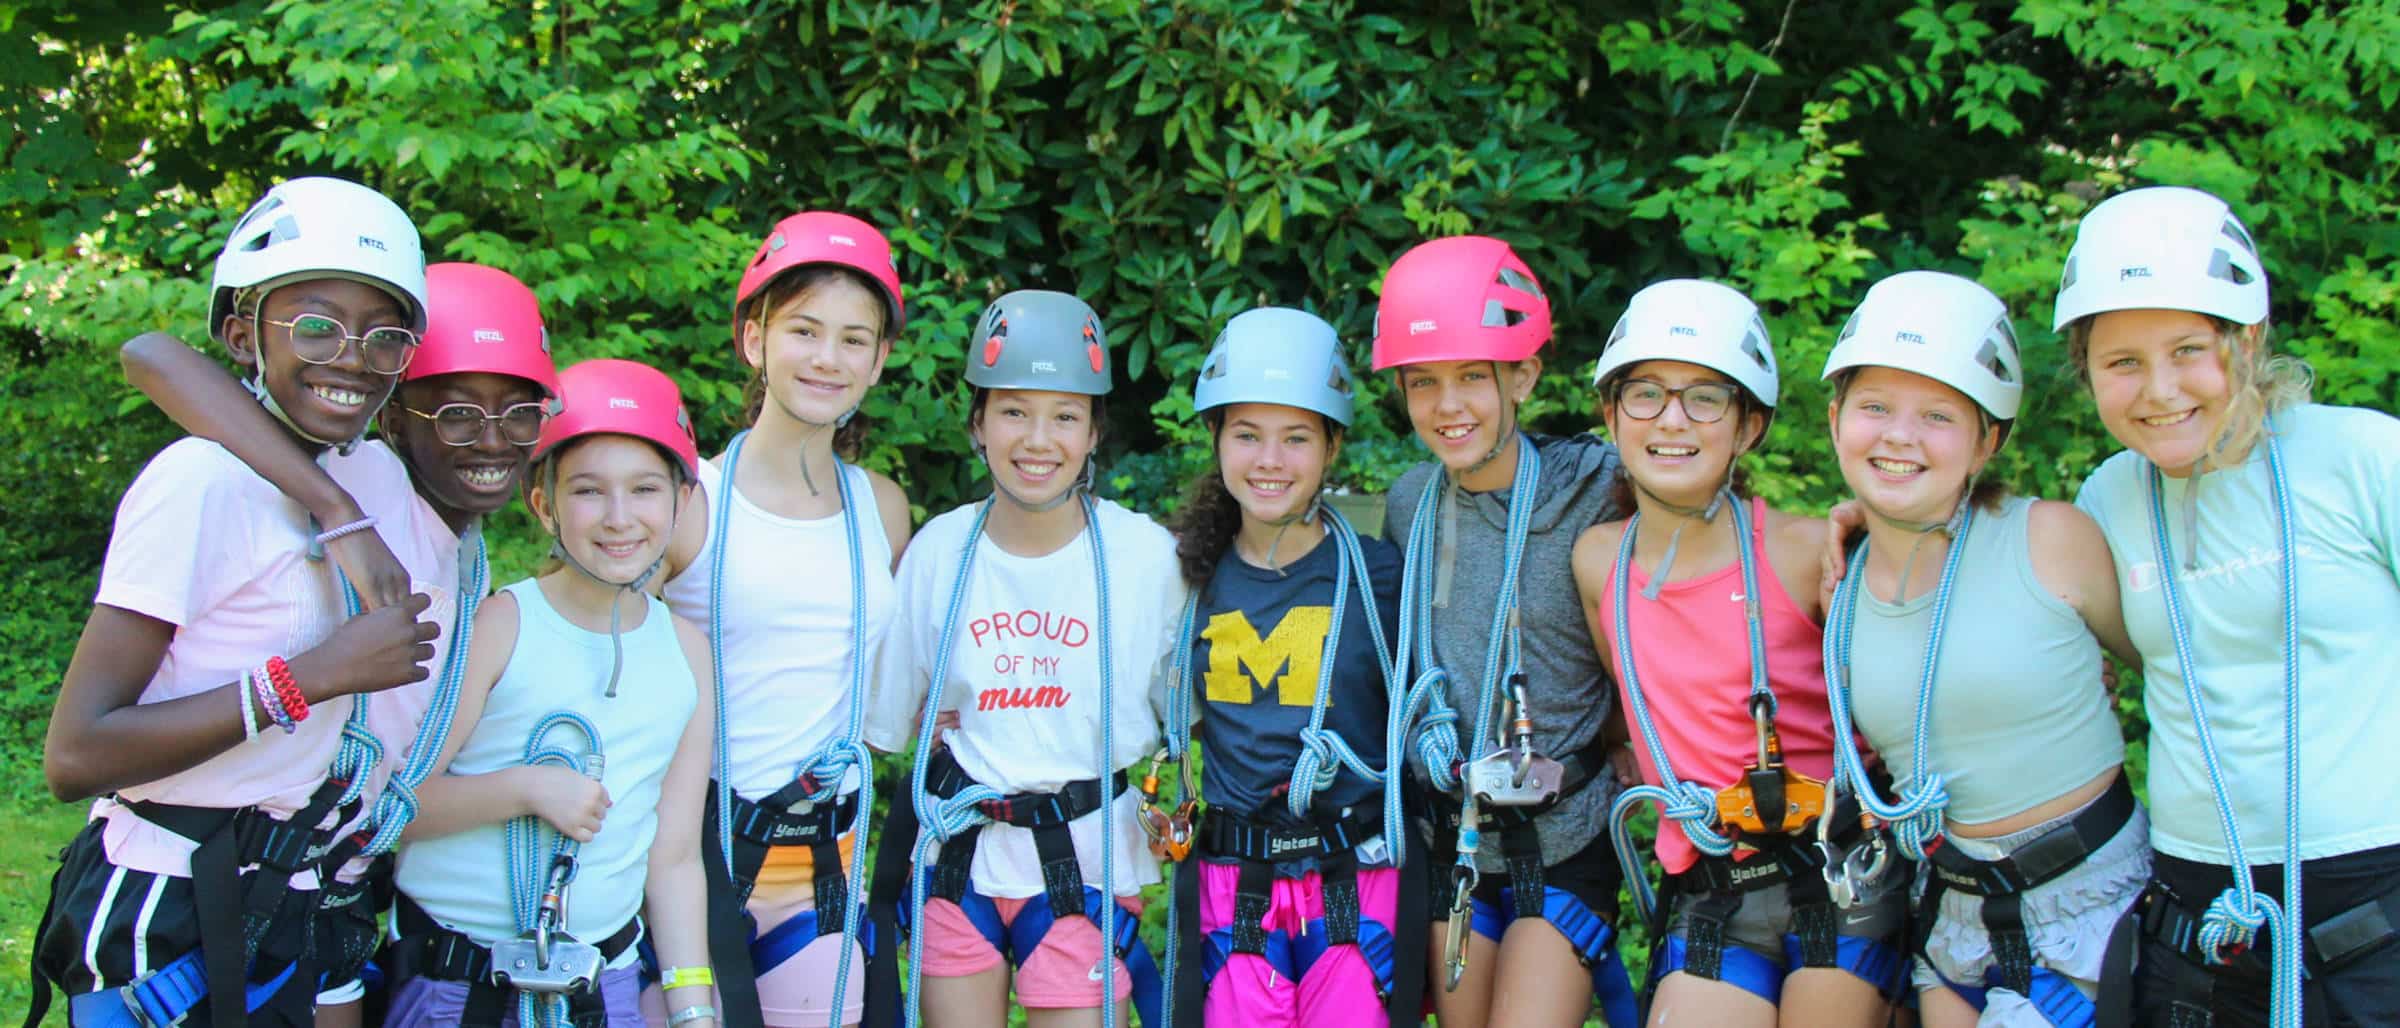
left=1156, top=307, right=1425, bottom=1026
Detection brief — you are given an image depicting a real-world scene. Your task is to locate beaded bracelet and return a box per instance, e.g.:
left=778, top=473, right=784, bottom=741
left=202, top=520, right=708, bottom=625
left=252, top=668, right=295, bottom=734
left=659, top=966, right=715, bottom=991
left=265, top=656, right=309, bottom=725
left=312, top=516, right=379, bottom=546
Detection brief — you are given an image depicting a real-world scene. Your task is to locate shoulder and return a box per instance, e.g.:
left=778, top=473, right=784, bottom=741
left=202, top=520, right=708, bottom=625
left=865, top=467, right=909, bottom=514
left=670, top=611, right=712, bottom=663
left=473, top=584, right=523, bottom=634
left=1097, top=498, right=1178, bottom=554
left=1571, top=517, right=1629, bottom=570
left=2278, top=403, right=2400, bottom=481
left=1357, top=531, right=1403, bottom=576
left=121, top=437, right=285, bottom=520
left=1760, top=504, right=1829, bottom=594
left=2024, top=495, right=2111, bottom=565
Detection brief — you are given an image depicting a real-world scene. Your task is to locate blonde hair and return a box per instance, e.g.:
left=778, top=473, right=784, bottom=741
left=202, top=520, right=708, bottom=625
left=2066, top=316, right=2314, bottom=469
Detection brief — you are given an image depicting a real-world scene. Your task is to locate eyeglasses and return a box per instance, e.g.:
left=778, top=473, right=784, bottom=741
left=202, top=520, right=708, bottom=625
left=393, top=401, right=550, bottom=446
left=1614, top=379, right=1739, bottom=424
left=260, top=313, right=420, bottom=375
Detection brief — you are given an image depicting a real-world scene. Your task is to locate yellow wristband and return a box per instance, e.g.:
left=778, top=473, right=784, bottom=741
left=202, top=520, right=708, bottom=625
left=661, top=966, right=716, bottom=991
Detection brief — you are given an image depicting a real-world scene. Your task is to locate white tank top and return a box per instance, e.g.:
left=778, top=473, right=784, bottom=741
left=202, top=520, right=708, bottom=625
left=394, top=579, right=698, bottom=945
left=663, top=457, right=895, bottom=798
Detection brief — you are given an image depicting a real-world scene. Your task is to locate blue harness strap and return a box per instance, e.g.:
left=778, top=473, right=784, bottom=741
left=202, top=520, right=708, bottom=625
left=1937, top=963, right=2099, bottom=1028
left=66, top=950, right=300, bottom=1028
left=1652, top=933, right=1786, bottom=1005
left=1466, top=884, right=1639, bottom=1028
left=1785, top=932, right=1908, bottom=999
left=749, top=907, right=881, bottom=977
left=1199, top=906, right=1397, bottom=997
left=999, top=886, right=1165, bottom=1027
left=1203, top=921, right=1299, bottom=987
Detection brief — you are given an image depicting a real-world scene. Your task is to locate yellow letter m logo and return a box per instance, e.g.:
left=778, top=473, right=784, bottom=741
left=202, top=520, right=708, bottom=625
left=1201, top=606, right=1331, bottom=708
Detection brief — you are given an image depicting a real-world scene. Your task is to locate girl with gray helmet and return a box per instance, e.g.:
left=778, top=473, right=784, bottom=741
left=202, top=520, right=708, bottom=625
left=862, top=290, right=1186, bottom=1028
left=2058, top=187, right=2400, bottom=1026
left=1155, top=307, right=1425, bottom=1026
left=1817, top=271, right=2147, bottom=1027
left=31, top=176, right=443, bottom=1027
left=1573, top=278, right=1907, bottom=1027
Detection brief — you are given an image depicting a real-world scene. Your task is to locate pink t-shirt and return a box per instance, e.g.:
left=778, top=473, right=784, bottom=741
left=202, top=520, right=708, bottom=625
left=89, top=438, right=437, bottom=881
left=1594, top=497, right=1837, bottom=874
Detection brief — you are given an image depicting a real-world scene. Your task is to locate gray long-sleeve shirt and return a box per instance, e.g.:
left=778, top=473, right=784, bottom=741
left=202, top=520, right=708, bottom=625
left=1389, top=432, right=1628, bottom=869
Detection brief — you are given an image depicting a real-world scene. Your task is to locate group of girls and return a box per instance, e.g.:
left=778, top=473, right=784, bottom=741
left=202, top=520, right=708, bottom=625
left=27, top=169, right=2397, bottom=1028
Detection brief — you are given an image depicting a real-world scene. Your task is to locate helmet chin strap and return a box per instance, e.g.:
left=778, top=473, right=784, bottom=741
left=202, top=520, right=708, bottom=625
left=765, top=362, right=860, bottom=499
left=542, top=463, right=684, bottom=698
left=1857, top=478, right=1973, bottom=604
left=1456, top=366, right=1523, bottom=482
left=1629, top=477, right=1731, bottom=602
left=243, top=321, right=373, bottom=455
left=1253, top=495, right=1327, bottom=576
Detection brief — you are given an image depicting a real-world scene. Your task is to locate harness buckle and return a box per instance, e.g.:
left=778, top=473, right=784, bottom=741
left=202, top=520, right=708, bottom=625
left=489, top=934, right=603, bottom=995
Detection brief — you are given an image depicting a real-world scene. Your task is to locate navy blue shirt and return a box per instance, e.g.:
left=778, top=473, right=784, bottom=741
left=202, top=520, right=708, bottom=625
left=1194, top=528, right=1403, bottom=823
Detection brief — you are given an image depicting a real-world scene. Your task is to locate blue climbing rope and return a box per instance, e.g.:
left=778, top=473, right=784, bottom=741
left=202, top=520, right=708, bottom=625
left=903, top=494, right=1128, bottom=1026
left=2145, top=432, right=2302, bottom=1028
left=354, top=531, right=490, bottom=857
left=326, top=573, right=389, bottom=815
left=1602, top=491, right=1765, bottom=923
left=1819, top=505, right=1976, bottom=860
left=704, top=430, right=878, bottom=1026
left=504, top=710, right=605, bottom=1028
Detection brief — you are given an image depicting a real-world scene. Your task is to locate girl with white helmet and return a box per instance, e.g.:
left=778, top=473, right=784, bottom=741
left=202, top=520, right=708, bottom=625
left=117, top=260, right=568, bottom=1022
left=1573, top=279, right=1907, bottom=1026
left=2058, top=187, right=2400, bottom=1025
left=1154, top=307, right=1424, bottom=1026
left=645, top=211, right=914, bottom=1028
left=382, top=359, right=717, bottom=1028
left=1372, top=236, right=1638, bottom=1028
left=1817, top=271, right=2148, bottom=1027
left=862, top=290, right=1185, bottom=1028
left=31, top=176, right=442, bottom=1026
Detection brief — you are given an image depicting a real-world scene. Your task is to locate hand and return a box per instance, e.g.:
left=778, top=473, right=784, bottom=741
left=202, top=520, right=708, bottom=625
left=520, top=765, right=611, bottom=842
left=1818, top=500, right=1867, bottom=611
left=288, top=592, right=438, bottom=700
left=934, top=710, right=961, bottom=733
left=1608, top=742, right=1641, bottom=787
left=325, top=529, right=412, bottom=611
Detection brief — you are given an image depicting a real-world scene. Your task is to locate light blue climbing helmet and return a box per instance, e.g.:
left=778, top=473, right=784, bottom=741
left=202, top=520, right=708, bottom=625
left=1193, top=306, right=1357, bottom=427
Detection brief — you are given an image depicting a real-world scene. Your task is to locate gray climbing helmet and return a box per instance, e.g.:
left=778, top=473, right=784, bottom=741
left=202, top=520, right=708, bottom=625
left=1193, top=306, right=1357, bottom=427
left=964, top=290, right=1113, bottom=396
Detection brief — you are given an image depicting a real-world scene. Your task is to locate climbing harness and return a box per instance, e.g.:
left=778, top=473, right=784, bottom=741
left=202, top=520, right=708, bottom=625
left=2136, top=433, right=2304, bottom=1027
left=898, top=494, right=1151, bottom=1027
left=701, top=429, right=878, bottom=1028
left=1148, top=503, right=1410, bottom=1027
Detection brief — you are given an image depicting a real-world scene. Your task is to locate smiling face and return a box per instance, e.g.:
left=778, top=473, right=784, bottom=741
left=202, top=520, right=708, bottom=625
left=385, top=371, right=545, bottom=532
left=2083, top=308, right=2237, bottom=474
left=1603, top=359, right=1764, bottom=509
left=532, top=434, right=688, bottom=581
left=1829, top=365, right=2000, bottom=524
left=221, top=278, right=408, bottom=446
left=742, top=271, right=890, bottom=430
left=1215, top=403, right=1337, bottom=527
left=971, top=388, right=1098, bottom=508
left=1396, top=357, right=1540, bottom=475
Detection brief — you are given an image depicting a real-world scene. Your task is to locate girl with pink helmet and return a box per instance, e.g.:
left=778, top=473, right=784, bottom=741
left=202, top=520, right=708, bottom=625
left=1370, top=236, right=1639, bottom=1028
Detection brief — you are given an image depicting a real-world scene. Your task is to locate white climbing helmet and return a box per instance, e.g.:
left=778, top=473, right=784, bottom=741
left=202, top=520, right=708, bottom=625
left=2051, top=185, right=2269, bottom=332
left=208, top=177, right=428, bottom=344
left=1591, top=279, right=1780, bottom=407
left=1823, top=270, right=2024, bottom=421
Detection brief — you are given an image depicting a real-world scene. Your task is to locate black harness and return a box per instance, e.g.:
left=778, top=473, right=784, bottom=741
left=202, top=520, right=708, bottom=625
left=1425, top=736, right=1611, bottom=921
left=698, top=778, right=862, bottom=1028
left=918, top=747, right=1128, bottom=916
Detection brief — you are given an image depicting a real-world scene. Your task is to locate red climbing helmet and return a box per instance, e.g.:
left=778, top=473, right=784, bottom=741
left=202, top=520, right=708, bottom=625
left=532, top=359, right=700, bottom=478
left=403, top=263, right=561, bottom=398
left=1371, top=235, right=1553, bottom=370
left=732, top=211, right=906, bottom=346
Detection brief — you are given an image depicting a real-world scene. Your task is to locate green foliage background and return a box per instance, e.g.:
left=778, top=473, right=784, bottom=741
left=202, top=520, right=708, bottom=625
left=2, top=3, right=2396, bottom=1004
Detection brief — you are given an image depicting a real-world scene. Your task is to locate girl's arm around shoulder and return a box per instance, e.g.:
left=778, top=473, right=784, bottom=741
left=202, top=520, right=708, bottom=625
left=2027, top=499, right=2140, bottom=667
left=1568, top=519, right=1632, bottom=678
left=644, top=614, right=717, bottom=1019
left=405, top=590, right=606, bottom=844
left=1762, top=507, right=1832, bottom=624
left=869, top=468, right=914, bottom=570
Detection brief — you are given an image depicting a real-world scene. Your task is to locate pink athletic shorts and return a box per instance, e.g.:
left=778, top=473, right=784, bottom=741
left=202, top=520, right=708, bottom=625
left=1197, top=862, right=1399, bottom=1027
left=916, top=891, right=1146, bottom=1009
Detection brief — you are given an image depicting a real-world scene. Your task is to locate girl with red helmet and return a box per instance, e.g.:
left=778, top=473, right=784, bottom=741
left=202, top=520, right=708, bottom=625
left=32, top=177, right=442, bottom=1027
left=645, top=211, right=913, bottom=1028
left=118, top=259, right=572, bottom=1021
left=1371, top=236, right=1639, bottom=1028
left=382, top=358, right=717, bottom=1028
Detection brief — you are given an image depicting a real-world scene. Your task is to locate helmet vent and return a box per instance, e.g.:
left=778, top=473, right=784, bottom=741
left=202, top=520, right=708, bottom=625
left=1496, top=265, right=1544, bottom=298
left=1327, top=366, right=1353, bottom=395
left=1979, top=318, right=2019, bottom=383
left=2059, top=256, right=2078, bottom=290
left=2207, top=250, right=2255, bottom=286
left=1200, top=355, right=1228, bottom=380
left=2222, top=217, right=2258, bottom=257
left=1482, top=298, right=1530, bottom=328
left=1836, top=311, right=1862, bottom=345
left=1741, top=319, right=1774, bottom=372
left=1604, top=315, right=1632, bottom=351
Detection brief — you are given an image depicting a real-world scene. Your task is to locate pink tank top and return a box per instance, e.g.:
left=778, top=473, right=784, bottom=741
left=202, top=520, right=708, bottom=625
left=1595, top=497, right=1837, bottom=874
